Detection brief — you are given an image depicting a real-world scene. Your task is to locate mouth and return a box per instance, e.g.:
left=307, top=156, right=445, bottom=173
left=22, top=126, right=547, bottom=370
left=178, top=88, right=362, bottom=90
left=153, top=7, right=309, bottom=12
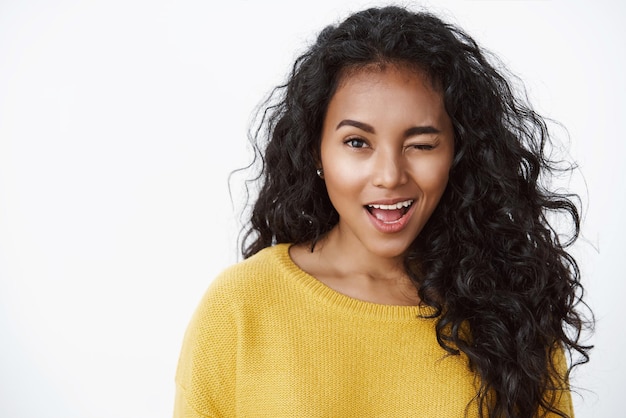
left=365, top=199, right=414, bottom=224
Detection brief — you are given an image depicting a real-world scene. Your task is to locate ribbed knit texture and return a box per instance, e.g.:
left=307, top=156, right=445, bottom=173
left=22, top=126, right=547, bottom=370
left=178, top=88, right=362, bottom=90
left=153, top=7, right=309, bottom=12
left=174, top=244, right=573, bottom=417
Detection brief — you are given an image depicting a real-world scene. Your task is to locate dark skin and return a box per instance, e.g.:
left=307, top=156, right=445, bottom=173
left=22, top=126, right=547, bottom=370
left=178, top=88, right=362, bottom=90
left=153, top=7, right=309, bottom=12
left=290, top=65, right=454, bottom=306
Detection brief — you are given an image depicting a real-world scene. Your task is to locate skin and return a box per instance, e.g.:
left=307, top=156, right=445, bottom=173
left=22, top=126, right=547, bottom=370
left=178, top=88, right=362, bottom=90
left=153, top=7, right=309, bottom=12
left=290, top=64, right=454, bottom=306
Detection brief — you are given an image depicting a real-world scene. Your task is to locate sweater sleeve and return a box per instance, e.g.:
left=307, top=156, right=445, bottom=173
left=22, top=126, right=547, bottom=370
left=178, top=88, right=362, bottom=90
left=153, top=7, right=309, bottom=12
left=547, top=345, right=575, bottom=417
left=174, top=273, right=239, bottom=418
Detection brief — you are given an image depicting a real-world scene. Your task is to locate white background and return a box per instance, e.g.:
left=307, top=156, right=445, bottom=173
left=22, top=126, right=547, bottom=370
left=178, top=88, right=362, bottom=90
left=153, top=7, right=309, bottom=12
left=0, top=0, right=623, bottom=417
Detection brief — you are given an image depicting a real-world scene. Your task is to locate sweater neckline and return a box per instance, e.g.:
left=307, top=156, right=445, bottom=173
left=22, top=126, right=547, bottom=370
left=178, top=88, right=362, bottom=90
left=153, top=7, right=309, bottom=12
left=270, top=243, right=437, bottom=321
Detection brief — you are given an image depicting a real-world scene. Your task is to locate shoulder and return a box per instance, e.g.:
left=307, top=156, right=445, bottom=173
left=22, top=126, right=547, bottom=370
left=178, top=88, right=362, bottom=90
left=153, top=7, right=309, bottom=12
left=174, top=247, right=294, bottom=417
left=178, top=244, right=296, bottom=360
left=208, top=243, right=293, bottom=296
left=190, top=243, right=298, bottom=321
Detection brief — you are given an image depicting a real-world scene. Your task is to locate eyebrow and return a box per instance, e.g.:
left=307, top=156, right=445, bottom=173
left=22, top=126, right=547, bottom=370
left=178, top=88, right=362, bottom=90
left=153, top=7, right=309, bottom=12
left=336, top=119, right=440, bottom=137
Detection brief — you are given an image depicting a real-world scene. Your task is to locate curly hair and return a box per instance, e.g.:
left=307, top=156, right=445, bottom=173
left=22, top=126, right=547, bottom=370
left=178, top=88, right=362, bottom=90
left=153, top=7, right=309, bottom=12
left=240, top=6, right=592, bottom=418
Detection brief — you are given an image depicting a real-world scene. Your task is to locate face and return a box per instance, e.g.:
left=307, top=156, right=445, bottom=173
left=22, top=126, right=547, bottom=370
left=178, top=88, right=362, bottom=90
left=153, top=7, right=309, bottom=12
left=319, top=65, right=454, bottom=260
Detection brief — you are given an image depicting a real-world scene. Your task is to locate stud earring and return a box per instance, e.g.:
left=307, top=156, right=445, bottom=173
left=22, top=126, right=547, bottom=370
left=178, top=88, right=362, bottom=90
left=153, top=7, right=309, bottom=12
left=316, top=168, right=324, bottom=178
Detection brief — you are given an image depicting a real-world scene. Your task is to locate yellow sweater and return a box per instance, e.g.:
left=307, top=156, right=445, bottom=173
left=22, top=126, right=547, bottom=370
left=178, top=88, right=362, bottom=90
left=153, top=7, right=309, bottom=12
left=174, top=244, right=573, bottom=417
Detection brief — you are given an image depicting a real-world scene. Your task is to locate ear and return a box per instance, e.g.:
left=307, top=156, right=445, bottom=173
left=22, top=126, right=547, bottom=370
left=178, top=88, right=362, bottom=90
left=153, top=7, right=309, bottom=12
left=312, top=146, right=323, bottom=177
left=312, top=147, right=321, bottom=167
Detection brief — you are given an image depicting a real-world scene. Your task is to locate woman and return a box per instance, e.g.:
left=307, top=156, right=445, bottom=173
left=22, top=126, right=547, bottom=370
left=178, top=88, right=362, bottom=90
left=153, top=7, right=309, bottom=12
left=174, top=6, right=591, bottom=417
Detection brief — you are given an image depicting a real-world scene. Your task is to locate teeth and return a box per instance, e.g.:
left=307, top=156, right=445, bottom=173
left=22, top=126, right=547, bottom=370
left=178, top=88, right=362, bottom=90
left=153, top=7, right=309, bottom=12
left=368, top=200, right=413, bottom=210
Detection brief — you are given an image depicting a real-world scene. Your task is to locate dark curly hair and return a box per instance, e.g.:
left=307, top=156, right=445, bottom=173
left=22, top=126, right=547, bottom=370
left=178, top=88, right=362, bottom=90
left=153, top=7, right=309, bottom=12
left=240, top=6, right=592, bottom=418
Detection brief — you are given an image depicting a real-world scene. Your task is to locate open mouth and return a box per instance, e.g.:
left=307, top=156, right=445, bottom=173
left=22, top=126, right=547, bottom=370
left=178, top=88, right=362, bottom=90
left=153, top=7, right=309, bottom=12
left=365, top=199, right=414, bottom=224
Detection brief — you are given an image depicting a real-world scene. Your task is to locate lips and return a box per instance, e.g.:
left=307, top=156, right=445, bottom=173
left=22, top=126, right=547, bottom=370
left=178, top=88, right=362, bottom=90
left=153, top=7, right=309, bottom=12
left=366, top=199, right=413, bottom=223
left=364, top=199, right=415, bottom=232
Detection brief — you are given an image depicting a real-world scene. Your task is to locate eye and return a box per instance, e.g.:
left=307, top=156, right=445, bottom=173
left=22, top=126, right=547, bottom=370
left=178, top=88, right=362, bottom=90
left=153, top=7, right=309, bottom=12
left=408, top=143, right=435, bottom=151
left=344, top=137, right=369, bottom=148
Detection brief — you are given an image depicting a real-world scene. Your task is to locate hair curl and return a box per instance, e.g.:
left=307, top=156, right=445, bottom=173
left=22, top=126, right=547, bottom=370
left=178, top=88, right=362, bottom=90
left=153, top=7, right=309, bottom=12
left=240, top=6, right=592, bottom=417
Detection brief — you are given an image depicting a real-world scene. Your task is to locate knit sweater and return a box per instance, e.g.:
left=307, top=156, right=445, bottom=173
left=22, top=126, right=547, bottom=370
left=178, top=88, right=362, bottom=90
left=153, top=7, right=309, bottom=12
left=174, top=244, right=573, bottom=417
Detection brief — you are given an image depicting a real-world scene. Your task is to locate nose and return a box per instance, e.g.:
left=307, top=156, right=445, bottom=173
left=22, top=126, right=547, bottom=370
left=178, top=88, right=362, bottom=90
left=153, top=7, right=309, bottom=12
left=371, top=149, right=408, bottom=189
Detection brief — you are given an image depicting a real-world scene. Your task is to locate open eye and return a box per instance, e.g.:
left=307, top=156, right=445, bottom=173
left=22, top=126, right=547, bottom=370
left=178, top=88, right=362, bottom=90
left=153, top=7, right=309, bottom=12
left=344, top=137, right=368, bottom=148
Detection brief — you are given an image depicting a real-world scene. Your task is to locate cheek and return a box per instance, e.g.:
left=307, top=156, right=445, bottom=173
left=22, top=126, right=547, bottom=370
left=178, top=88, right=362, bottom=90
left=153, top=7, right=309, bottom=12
left=322, top=152, right=367, bottom=191
left=412, top=161, right=451, bottom=192
left=324, top=167, right=366, bottom=197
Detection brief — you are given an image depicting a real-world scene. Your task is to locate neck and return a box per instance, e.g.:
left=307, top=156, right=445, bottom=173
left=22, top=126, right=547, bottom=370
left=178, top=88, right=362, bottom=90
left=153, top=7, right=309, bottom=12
left=316, top=226, right=409, bottom=284
left=314, top=227, right=415, bottom=295
left=290, top=228, right=420, bottom=306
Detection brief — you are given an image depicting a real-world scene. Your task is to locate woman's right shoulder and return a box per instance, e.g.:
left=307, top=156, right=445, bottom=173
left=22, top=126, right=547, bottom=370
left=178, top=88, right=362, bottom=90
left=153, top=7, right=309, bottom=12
left=202, top=243, right=292, bottom=302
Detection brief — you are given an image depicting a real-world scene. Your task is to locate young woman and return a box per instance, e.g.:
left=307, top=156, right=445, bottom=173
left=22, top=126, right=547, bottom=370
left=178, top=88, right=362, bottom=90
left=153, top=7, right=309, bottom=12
left=174, top=6, right=591, bottom=417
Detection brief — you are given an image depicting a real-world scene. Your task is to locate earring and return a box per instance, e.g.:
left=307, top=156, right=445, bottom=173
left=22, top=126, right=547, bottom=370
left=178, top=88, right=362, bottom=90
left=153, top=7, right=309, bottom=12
left=316, top=168, right=324, bottom=178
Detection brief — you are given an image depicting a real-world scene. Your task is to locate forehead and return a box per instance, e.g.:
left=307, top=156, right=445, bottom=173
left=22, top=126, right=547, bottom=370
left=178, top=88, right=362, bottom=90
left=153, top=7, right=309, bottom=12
left=325, top=64, right=447, bottom=125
